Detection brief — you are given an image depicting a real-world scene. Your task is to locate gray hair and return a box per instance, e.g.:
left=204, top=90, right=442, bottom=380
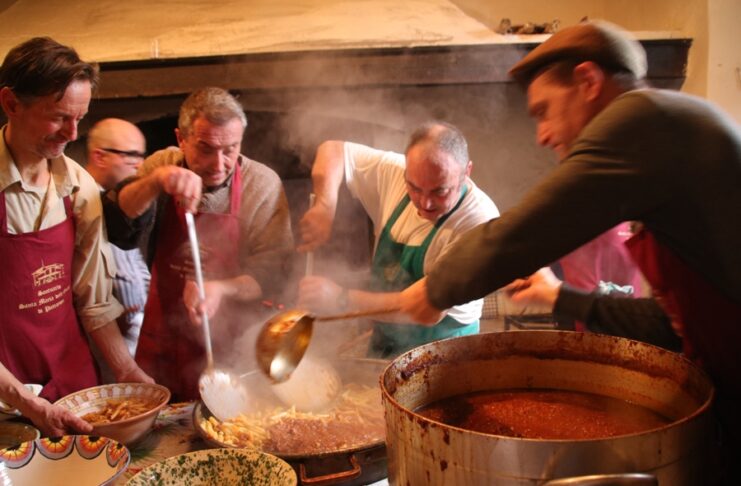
left=178, top=87, right=247, bottom=137
left=405, top=121, right=469, bottom=169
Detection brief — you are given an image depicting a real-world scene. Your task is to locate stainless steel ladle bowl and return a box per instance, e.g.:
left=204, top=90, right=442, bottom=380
left=255, top=307, right=397, bottom=383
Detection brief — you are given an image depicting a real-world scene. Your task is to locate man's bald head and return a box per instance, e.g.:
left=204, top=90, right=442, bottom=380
left=87, top=118, right=146, bottom=190
left=403, top=121, right=472, bottom=221
left=405, top=121, right=469, bottom=171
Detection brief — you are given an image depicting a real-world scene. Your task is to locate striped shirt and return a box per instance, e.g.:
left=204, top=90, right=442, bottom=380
left=109, top=244, right=150, bottom=355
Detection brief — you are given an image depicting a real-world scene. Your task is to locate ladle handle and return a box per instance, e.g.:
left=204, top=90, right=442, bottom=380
left=185, top=212, right=214, bottom=368
left=318, top=307, right=400, bottom=322
left=305, top=193, right=316, bottom=276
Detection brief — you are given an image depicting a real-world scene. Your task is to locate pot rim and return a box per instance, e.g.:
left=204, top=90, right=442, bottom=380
left=380, top=330, right=715, bottom=444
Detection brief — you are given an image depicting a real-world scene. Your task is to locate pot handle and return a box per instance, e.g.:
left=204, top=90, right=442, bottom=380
left=299, top=454, right=361, bottom=485
left=542, top=473, right=658, bottom=486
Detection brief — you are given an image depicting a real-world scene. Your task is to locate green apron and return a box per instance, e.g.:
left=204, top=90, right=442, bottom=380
left=368, top=187, right=478, bottom=358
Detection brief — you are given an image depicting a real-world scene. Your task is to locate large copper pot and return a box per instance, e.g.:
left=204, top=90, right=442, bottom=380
left=381, top=331, right=717, bottom=485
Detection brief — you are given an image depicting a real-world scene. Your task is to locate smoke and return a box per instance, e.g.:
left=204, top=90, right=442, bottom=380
left=220, top=44, right=506, bottom=377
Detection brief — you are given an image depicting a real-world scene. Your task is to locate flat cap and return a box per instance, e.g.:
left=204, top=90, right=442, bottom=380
left=508, top=20, right=647, bottom=85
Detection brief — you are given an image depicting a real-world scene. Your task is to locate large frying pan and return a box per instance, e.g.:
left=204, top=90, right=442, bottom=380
left=193, top=357, right=388, bottom=486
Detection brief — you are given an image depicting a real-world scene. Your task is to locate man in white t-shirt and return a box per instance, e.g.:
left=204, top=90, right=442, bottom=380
left=298, top=121, right=499, bottom=358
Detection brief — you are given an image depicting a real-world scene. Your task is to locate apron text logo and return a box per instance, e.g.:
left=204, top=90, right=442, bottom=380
left=17, top=284, right=71, bottom=314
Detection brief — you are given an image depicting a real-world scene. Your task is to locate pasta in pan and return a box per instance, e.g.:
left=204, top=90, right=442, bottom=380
left=200, top=383, right=385, bottom=454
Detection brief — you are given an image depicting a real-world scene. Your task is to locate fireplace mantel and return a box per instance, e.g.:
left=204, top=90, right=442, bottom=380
left=98, top=39, right=691, bottom=100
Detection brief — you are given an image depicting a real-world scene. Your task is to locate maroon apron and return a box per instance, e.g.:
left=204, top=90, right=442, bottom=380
left=135, top=167, right=242, bottom=401
left=0, top=193, right=98, bottom=402
left=625, top=229, right=741, bottom=458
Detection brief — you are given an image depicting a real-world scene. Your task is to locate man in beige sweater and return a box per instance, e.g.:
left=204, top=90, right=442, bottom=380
left=112, top=87, right=294, bottom=400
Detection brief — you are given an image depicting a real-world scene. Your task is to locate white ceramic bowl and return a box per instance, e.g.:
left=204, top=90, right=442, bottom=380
left=0, top=435, right=129, bottom=486
left=126, top=448, right=296, bottom=485
left=0, top=384, right=43, bottom=421
left=54, top=383, right=170, bottom=446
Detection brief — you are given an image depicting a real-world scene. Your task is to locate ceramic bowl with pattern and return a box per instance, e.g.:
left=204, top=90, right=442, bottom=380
left=0, top=384, right=43, bottom=421
left=0, top=422, right=40, bottom=449
left=0, top=435, right=129, bottom=485
left=125, top=448, right=297, bottom=485
left=54, top=383, right=170, bottom=446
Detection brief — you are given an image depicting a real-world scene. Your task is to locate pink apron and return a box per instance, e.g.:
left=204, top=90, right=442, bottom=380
left=135, top=167, right=241, bottom=401
left=625, top=229, right=741, bottom=460
left=0, top=193, right=98, bottom=402
left=560, top=223, right=645, bottom=331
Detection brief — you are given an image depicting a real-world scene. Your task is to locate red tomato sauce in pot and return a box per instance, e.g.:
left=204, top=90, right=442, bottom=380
left=416, top=389, right=671, bottom=440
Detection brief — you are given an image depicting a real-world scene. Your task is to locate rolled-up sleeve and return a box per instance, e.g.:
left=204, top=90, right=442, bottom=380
left=72, top=172, right=124, bottom=332
left=237, top=161, right=294, bottom=298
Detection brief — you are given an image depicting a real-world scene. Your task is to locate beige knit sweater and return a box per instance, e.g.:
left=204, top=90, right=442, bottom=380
left=138, top=148, right=295, bottom=297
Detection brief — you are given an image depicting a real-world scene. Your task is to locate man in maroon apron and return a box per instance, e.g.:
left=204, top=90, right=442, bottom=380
left=0, top=38, right=152, bottom=433
left=400, top=20, right=741, bottom=473
left=114, top=87, right=293, bottom=401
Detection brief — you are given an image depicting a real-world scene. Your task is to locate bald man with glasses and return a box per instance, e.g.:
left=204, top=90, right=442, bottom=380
left=87, top=118, right=151, bottom=362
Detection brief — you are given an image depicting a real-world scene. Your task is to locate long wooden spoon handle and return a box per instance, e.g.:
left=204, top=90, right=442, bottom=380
left=318, top=306, right=400, bottom=322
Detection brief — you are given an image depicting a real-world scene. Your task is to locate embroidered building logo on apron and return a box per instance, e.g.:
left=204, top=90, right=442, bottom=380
left=32, top=262, right=65, bottom=286
left=18, top=260, right=71, bottom=315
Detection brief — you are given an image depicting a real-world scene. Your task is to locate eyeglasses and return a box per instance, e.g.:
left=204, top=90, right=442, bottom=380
left=100, top=147, right=147, bottom=159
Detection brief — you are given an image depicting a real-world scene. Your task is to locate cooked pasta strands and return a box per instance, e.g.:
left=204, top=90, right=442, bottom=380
left=82, top=397, right=154, bottom=424
left=199, top=383, right=385, bottom=453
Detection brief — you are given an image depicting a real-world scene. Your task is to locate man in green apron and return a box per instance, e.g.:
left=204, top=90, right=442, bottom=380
left=298, top=122, right=499, bottom=358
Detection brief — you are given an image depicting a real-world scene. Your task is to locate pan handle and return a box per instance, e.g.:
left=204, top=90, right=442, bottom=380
left=542, top=473, right=658, bottom=485
left=299, top=454, right=361, bottom=485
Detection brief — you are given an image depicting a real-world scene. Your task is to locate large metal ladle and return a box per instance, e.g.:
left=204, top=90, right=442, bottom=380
left=255, top=306, right=398, bottom=383
left=185, top=212, right=252, bottom=421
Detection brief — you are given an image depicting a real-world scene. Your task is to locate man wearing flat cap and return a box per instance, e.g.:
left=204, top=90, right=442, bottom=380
left=400, top=20, right=741, bottom=472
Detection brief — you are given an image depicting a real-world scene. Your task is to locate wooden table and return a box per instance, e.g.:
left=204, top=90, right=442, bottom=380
left=116, top=401, right=209, bottom=483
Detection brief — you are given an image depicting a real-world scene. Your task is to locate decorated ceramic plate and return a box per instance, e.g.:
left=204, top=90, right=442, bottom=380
left=0, top=435, right=130, bottom=485
left=126, top=448, right=296, bottom=485
left=54, top=382, right=170, bottom=445
left=0, top=384, right=43, bottom=421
